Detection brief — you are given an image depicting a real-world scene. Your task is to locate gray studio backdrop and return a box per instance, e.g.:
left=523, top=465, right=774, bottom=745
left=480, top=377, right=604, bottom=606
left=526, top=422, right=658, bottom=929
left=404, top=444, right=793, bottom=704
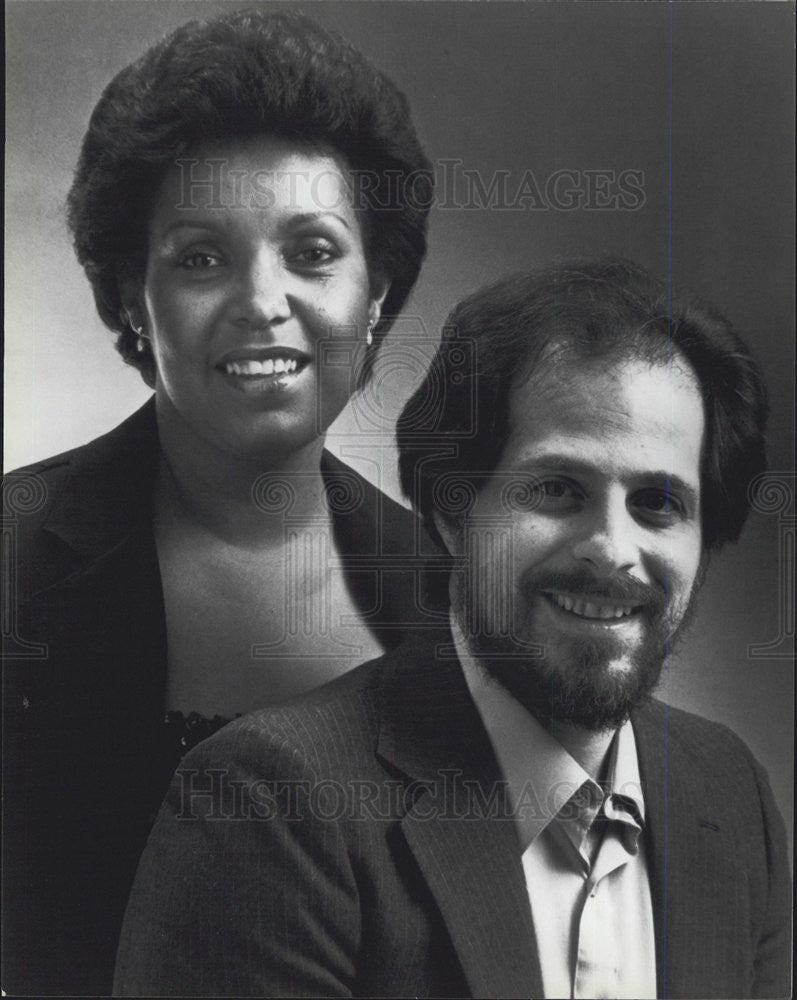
left=5, top=1, right=794, bottom=840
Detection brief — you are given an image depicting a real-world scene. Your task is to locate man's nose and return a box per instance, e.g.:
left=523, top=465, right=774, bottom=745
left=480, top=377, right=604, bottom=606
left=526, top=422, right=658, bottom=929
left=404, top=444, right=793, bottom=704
left=232, top=247, right=291, bottom=328
left=571, top=496, right=640, bottom=575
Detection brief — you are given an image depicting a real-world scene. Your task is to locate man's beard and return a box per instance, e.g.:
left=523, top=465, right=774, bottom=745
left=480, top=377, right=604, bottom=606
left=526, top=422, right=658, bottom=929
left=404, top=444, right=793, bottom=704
left=453, top=566, right=699, bottom=732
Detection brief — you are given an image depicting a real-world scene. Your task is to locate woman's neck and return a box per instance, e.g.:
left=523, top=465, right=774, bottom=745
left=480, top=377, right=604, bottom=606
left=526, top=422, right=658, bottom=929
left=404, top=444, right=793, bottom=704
left=155, top=397, right=331, bottom=547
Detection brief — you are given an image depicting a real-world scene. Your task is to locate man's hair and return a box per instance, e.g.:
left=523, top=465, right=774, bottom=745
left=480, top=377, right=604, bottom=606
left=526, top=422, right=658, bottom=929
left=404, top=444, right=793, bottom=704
left=67, top=8, right=432, bottom=385
left=397, top=257, right=768, bottom=558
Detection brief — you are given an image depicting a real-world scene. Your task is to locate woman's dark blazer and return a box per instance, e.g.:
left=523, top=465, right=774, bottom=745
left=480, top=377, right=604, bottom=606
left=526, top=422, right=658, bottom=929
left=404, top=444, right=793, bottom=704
left=2, top=398, right=435, bottom=997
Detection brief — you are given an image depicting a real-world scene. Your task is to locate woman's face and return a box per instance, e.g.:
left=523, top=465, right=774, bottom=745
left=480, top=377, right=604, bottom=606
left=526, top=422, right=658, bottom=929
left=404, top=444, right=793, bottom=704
left=131, top=136, right=386, bottom=462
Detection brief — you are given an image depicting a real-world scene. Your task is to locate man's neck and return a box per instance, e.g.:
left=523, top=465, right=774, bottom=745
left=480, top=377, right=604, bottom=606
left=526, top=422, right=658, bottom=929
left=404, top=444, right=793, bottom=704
left=542, top=722, right=616, bottom=782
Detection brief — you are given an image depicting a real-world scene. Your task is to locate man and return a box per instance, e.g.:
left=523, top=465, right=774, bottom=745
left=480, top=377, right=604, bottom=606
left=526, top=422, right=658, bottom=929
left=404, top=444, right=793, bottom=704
left=114, top=259, right=791, bottom=998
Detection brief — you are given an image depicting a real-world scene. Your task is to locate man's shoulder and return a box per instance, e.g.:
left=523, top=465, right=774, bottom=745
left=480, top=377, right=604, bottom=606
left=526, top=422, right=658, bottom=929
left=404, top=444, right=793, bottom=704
left=638, top=697, right=753, bottom=750
left=634, top=697, right=765, bottom=791
left=182, top=631, right=446, bottom=783
left=185, top=653, right=395, bottom=780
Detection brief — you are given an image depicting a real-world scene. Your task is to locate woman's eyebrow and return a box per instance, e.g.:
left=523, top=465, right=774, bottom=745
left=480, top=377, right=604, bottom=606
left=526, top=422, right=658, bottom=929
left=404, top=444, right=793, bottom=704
left=156, top=219, right=223, bottom=240
left=155, top=211, right=353, bottom=241
left=285, top=211, right=352, bottom=232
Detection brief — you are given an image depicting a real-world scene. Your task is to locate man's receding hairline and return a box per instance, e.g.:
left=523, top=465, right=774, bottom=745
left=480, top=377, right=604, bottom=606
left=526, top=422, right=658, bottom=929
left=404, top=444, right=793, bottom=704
left=510, top=333, right=702, bottom=400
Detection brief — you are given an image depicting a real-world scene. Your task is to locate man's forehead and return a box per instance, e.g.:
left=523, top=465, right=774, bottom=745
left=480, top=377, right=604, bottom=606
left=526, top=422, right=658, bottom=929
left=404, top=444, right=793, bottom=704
left=503, top=354, right=705, bottom=481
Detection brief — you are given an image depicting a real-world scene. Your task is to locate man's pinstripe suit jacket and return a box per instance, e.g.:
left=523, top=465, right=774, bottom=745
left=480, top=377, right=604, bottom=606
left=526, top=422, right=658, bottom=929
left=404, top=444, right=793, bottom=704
left=115, top=629, right=791, bottom=999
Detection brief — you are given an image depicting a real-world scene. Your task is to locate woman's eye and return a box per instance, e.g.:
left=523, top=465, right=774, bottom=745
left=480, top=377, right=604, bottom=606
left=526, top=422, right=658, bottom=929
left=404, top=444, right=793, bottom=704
left=179, top=251, right=223, bottom=269
left=291, top=242, right=338, bottom=266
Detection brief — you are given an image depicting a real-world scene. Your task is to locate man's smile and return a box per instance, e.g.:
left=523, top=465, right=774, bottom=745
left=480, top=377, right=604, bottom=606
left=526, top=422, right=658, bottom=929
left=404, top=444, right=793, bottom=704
left=532, top=590, right=648, bottom=638
left=541, top=590, right=642, bottom=622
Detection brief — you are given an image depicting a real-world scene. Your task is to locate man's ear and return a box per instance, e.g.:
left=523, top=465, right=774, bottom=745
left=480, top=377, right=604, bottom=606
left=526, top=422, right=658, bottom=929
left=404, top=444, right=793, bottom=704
left=694, top=551, right=710, bottom=592
left=431, top=510, right=462, bottom=558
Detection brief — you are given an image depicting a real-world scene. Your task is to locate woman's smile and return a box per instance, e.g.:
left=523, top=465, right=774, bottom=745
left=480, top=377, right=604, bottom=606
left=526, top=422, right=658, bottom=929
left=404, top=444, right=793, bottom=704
left=213, top=346, right=311, bottom=397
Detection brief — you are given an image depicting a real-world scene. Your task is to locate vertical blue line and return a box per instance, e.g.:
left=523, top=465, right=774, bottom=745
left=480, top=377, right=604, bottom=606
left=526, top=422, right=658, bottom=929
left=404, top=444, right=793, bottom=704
left=662, top=3, right=674, bottom=998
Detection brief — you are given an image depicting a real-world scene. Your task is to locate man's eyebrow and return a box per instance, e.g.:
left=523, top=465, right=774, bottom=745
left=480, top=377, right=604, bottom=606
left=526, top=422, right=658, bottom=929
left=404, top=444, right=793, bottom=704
left=509, top=455, right=700, bottom=506
left=511, top=454, right=591, bottom=474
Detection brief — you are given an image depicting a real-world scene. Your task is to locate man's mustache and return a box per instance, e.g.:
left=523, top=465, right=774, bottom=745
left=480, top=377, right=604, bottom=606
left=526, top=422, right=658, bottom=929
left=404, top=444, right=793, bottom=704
left=518, top=569, right=666, bottom=615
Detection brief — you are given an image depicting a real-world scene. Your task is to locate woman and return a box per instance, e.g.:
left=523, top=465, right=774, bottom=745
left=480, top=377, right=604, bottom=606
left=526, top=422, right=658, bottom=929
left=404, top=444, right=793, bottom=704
left=3, top=9, right=434, bottom=995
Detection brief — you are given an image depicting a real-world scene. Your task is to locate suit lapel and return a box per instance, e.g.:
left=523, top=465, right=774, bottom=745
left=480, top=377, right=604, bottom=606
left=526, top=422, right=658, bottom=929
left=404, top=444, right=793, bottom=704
left=31, top=398, right=169, bottom=758
left=41, top=398, right=159, bottom=566
left=633, top=701, right=747, bottom=999
left=377, top=636, right=544, bottom=998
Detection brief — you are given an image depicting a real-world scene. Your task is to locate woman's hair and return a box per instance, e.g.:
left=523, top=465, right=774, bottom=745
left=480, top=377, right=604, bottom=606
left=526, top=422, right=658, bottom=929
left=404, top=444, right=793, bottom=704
left=67, top=8, right=433, bottom=385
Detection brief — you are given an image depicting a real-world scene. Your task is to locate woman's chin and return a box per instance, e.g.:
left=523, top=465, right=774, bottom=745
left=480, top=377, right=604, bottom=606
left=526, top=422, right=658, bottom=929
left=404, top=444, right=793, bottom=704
left=156, top=374, right=349, bottom=466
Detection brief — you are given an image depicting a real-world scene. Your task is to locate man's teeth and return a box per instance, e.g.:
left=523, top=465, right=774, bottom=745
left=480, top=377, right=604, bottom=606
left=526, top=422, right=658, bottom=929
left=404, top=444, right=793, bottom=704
left=223, top=358, right=300, bottom=376
left=551, top=593, right=636, bottom=620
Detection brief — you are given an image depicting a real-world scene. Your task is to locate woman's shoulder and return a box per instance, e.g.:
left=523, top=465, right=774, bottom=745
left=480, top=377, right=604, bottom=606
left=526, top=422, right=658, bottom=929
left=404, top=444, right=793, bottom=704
left=4, top=401, right=159, bottom=583
left=5, top=399, right=158, bottom=488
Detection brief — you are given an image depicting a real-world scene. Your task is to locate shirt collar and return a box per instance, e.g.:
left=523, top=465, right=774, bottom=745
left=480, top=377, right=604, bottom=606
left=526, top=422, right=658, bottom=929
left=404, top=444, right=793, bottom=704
left=451, top=612, right=645, bottom=852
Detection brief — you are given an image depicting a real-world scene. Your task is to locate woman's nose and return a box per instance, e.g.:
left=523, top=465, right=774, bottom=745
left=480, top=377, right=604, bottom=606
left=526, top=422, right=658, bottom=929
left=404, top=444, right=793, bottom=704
left=571, top=499, right=640, bottom=576
left=233, top=248, right=291, bottom=327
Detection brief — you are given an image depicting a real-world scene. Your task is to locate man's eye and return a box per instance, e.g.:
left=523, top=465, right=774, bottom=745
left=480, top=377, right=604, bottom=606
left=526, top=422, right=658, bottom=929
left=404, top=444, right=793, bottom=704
left=507, top=477, right=583, bottom=511
left=540, top=480, right=576, bottom=500
left=633, top=489, right=682, bottom=522
left=536, top=479, right=584, bottom=509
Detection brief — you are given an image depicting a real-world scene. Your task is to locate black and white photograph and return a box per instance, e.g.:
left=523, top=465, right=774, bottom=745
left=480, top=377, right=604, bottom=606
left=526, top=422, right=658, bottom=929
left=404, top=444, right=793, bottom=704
left=3, top=1, right=794, bottom=996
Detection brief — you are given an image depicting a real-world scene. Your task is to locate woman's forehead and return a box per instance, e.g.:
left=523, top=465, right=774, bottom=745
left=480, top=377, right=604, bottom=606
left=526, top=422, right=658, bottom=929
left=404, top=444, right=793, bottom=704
left=152, top=135, right=358, bottom=221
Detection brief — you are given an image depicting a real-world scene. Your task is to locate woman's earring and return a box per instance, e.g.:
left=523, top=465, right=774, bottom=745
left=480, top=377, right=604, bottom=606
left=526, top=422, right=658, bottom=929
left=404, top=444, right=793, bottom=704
left=132, top=323, right=147, bottom=353
left=366, top=318, right=375, bottom=348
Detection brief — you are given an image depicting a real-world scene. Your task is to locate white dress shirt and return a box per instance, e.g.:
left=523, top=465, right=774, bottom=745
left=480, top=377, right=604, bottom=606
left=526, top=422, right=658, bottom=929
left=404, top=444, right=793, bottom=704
left=454, top=617, right=657, bottom=999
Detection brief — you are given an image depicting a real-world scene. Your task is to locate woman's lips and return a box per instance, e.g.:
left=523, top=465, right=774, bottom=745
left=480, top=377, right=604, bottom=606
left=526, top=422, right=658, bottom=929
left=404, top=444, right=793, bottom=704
left=220, top=356, right=303, bottom=377
left=213, top=348, right=310, bottom=389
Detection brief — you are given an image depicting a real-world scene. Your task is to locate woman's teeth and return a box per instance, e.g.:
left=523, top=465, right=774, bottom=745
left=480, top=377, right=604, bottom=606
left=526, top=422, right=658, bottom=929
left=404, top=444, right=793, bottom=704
left=550, top=593, right=636, bottom=620
left=223, top=358, right=300, bottom=376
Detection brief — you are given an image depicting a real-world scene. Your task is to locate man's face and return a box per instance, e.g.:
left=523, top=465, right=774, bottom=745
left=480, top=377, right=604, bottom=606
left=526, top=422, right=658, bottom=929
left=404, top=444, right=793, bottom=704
left=436, top=355, right=706, bottom=731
